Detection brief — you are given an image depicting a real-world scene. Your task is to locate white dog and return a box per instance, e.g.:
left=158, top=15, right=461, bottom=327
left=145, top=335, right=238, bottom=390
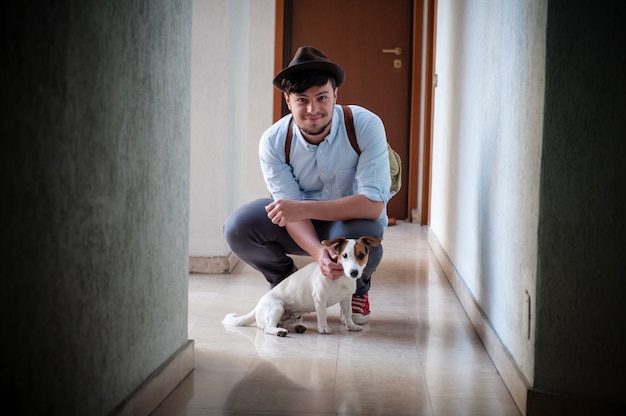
left=222, top=236, right=381, bottom=337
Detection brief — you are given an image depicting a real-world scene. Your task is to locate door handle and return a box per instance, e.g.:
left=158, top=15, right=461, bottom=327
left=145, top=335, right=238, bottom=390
left=382, top=47, right=403, bottom=56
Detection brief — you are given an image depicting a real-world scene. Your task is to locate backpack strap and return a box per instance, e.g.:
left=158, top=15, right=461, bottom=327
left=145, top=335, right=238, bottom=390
left=285, top=106, right=361, bottom=165
left=342, top=105, right=361, bottom=155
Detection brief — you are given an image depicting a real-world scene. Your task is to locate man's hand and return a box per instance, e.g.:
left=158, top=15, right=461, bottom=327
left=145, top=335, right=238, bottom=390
left=315, top=245, right=344, bottom=281
left=281, top=218, right=342, bottom=281
left=265, top=199, right=306, bottom=227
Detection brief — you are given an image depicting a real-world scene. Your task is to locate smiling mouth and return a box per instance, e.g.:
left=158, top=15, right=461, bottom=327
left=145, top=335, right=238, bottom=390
left=301, top=123, right=330, bottom=136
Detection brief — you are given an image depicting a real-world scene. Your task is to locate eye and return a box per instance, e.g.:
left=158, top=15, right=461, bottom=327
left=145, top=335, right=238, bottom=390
left=358, top=253, right=365, bottom=260
left=342, top=253, right=348, bottom=259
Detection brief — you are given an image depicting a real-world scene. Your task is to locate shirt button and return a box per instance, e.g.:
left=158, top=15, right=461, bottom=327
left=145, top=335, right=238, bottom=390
left=324, top=189, right=329, bottom=193
left=320, top=171, right=326, bottom=176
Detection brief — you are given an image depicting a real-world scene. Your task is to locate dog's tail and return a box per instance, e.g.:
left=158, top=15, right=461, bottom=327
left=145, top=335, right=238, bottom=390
left=222, top=309, right=256, bottom=327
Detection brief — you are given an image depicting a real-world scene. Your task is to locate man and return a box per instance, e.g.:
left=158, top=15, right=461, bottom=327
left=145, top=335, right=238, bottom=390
left=224, top=46, right=392, bottom=324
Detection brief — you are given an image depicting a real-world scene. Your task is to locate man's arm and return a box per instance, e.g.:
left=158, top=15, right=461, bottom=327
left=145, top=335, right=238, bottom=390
left=265, top=194, right=383, bottom=227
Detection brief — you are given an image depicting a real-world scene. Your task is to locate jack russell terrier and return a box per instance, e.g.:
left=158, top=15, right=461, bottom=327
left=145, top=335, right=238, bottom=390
left=222, top=236, right=382, bottom=337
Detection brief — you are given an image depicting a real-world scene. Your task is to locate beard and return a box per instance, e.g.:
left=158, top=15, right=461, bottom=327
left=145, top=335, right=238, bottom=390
left=298, top=117, right=332, bottom=136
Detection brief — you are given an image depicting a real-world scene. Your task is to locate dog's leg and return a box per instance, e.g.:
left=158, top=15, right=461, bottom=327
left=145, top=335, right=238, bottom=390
left=314, top=294, right=332, bottom=334
left=280, top=312, right=307, bottom=334
left=263, top=305, right=288, bottom=337
left=340, top=297, right=362, bottom=332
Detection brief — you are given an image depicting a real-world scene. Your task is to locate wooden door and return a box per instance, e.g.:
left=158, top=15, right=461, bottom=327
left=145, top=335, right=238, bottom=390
left=285, top=0, right=413, bottom=220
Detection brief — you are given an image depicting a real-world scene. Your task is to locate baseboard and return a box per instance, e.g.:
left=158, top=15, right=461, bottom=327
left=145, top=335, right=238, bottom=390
left=426, top=228, right=529, bottom=415
left=112, top=339, right=194, bottom=416
left=190, top=252, right=239, bottom=274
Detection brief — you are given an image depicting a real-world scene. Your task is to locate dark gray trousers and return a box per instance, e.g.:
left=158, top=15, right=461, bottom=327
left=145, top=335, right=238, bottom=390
left=223, top=198, right=384, bottom=294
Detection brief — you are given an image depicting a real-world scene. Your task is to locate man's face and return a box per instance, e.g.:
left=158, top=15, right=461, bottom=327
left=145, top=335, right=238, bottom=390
left=284, top=80, right=337, bottom=138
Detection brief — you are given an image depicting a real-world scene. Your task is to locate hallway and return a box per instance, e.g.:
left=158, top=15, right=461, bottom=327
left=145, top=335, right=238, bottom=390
left=153, top=221, right=520, bottom=415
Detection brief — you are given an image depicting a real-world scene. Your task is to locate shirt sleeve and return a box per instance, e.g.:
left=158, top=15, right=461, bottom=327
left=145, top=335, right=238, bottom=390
left=351, top=106, right=393, bottom=204
left=259, top=118, right=303, bottom=200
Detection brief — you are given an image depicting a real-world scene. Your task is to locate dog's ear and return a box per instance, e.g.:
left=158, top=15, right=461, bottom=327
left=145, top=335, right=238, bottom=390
left=321, top=238, right=348, bottom=252
left=359, top=237, right=382, bottom=248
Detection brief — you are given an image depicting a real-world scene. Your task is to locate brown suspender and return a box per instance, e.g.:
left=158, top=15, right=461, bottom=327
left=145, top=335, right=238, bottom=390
left=285, top=119, right=294, bottom=165
left=284, top=105, right=360, bottom=165
left=342, top=105, right=361, bottom=155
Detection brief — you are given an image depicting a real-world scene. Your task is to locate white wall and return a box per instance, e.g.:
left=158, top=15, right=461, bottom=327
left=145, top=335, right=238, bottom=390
left=189, top=0, right=275, bottom=258
left=431, top=0, right=547, bottom=383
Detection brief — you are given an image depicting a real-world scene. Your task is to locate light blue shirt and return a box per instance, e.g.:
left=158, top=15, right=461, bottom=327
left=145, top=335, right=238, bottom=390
left=259, top=105, right=392, bottom=227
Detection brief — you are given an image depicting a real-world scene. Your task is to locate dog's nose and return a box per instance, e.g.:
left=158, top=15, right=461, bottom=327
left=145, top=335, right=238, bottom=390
left=350, top=270, right=359, bottom=277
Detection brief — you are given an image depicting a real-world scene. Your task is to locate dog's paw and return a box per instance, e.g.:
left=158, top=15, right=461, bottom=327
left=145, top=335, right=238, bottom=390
left=318, top=326, right=332, bottom=334
left=265, top=327, right=289, bottom=337
left=347, top=323, right=363, bottom=332
left=294, top=324, right=307, bottom=333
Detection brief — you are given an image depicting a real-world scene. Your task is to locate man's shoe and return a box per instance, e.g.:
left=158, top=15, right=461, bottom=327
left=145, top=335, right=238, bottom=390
left=351, top=293, right=370, bottom=325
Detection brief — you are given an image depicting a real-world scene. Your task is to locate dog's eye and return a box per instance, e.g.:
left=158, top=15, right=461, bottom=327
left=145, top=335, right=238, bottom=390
left=358, top=253, right=365, bottom=260
left=342, top=253, right=348, bottom=259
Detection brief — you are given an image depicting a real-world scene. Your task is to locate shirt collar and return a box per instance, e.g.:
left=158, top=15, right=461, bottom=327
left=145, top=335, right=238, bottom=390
left=326, top=105, right=341, bottom=144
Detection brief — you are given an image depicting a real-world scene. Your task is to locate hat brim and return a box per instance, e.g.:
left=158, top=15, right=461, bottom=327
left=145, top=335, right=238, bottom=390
left=273, top=61, right=345, bottom=90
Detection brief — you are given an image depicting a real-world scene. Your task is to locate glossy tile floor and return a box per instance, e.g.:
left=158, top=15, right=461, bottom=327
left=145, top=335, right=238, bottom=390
left=153, top=221, right=521, bottom=416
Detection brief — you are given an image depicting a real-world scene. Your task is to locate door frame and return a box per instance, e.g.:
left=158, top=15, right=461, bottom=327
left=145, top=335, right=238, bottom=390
left=273, top=0, right=437, bottom=225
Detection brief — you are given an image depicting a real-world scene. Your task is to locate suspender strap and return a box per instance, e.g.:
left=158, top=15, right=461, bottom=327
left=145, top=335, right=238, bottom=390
left=284, top=105, right=360, bottom=165
left=285, top=117, right=294, bottom=165
left=341, top=105, right=361, bottom=155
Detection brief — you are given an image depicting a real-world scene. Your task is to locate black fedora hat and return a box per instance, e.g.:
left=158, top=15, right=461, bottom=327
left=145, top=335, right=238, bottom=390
left=273, top=46, right=346, bottom=90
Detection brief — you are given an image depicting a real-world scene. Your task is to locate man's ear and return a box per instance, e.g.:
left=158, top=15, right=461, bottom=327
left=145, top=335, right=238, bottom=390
left=284, top=92, right=291, bottom=110
left=333, top=88, right=338, bottom=104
